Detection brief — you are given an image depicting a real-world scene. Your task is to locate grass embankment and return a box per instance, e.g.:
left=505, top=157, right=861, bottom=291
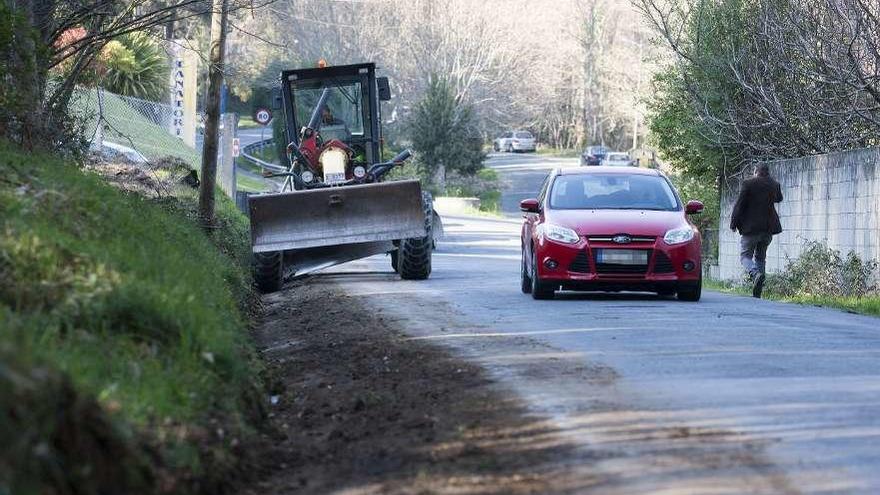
left=0, top=142, right=261, bottom=493
left=706, top=280, right=880, bottom=317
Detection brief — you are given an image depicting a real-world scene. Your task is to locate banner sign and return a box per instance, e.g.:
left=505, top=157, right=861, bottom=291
left=169, top=41, right=198, bottom=148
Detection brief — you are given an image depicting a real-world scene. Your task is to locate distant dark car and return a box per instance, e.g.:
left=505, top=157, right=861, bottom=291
left=580, top=145, right=609, bottom=166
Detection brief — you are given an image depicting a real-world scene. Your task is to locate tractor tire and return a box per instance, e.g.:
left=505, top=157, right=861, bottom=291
left=399, top=191, right=433, bottom=280
left=253, top=251, right=283, bottom=293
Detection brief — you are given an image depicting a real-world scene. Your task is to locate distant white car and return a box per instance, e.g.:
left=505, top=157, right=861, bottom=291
left=493, top=130, right=536, bottom=152
left=600, top=152, right=634, bottom=167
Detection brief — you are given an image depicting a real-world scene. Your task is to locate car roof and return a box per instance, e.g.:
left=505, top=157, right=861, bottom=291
left=557, top=166, right=661, bottom=177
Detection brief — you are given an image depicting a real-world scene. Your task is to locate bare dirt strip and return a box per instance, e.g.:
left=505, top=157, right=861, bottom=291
left=242, top=280, right=594, bottom=494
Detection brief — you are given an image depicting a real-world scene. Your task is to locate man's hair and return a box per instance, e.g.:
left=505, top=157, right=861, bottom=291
left=756, top=163, right=770, bottom=176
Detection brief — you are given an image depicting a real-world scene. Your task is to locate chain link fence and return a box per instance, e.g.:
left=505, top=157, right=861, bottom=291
left=71, top=87, right=202, bottom=168
left=70, top=87, right=239, bottom=198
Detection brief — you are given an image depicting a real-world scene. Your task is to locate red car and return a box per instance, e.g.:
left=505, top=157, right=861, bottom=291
left=520, top=166, right=704, bottom=301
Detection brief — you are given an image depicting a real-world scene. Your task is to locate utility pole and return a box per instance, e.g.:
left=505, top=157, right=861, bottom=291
left=198, top=0, right=229, bottom=226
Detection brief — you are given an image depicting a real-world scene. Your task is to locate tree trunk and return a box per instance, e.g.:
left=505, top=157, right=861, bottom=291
left=199, top=0, right=229, bottom=226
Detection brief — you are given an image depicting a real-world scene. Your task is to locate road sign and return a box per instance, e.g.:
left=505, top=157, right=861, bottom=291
left=254, top=108, right=272, bottom=126
left=232, top=137, right=240, bottom=157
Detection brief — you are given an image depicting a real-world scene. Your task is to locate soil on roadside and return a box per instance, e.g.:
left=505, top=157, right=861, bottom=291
left=242, top=280, right=591, bottom=494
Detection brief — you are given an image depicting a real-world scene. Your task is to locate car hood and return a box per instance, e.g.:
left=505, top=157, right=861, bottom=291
left=546, top=209, right=687, bottom=237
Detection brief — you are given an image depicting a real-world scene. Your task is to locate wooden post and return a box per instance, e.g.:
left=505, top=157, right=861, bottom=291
left=198, top=0, right=229, bottom=226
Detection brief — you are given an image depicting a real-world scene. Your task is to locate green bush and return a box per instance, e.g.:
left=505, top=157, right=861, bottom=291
left=766, top=240, right=878, bottom=299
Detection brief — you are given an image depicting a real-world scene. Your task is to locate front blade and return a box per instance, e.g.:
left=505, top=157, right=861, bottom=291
left=249, top=180, right=425, bottom=253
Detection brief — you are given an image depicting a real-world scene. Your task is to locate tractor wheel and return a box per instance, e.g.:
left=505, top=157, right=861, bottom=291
left=390, top=249, right=399, bottom=272
left=399, top=191, right=433, bottom=280
left=253, top=251, right=283, bottom=293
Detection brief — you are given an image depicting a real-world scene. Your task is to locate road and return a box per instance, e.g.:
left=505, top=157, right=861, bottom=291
left=485, top=152, right=579, bottom=215
left=236, top=127, right=278, bottom=191
left=303, top=152, right=880, bottom=493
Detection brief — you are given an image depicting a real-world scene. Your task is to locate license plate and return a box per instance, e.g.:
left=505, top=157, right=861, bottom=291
left=323, top=159, right=346, bottom=184
left=596, top=249, right=648, bottom=265
left=324, top=172, right=346, bottom=183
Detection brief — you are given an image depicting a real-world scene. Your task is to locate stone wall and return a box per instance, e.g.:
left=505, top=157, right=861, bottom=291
left=718, top=148, right=880, bottom=280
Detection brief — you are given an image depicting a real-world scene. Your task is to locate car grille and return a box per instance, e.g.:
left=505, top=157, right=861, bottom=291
left=652, top=251, right=675, bottom=273
left=592, top=249, right=650, bottom=275
left=569, top=251, right=591, bottom=273
left=587, top=235, right=656, bottom=243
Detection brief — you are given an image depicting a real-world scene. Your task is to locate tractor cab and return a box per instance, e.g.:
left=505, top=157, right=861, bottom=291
left=278, top=63, right=392, bottom=188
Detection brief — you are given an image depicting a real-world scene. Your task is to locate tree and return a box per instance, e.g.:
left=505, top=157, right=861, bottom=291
left=637, top=0, right=880, bottom=171
left=0, top=0, right=276, bottom=151
left=409, top=77, right=484, bottom=193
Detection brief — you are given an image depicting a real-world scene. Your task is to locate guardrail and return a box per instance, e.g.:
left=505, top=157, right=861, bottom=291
left=240, top=138, right=286, bottom=172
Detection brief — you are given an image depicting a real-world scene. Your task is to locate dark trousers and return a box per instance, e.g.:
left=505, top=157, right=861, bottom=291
left=740, top=233, right=773, bottom=277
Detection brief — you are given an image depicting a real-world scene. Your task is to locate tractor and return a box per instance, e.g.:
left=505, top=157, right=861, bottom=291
left=248, top=62, right=434, bottom=293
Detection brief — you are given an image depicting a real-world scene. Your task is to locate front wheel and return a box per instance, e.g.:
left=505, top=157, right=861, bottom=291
left=677, top=275, right=702, bottom=302
left=530, top=249, right=555, bottom=300
left=399, top=191, right=433, bottom=280
left=253, top=251, right=283, bottom=293
left=521, top=247, right=532, bottom=294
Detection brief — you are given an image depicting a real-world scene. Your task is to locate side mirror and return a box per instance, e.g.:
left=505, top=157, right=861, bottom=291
left=271, top=87, right=282, bottom=110
left=686, top=200, right=704, bottom=215
left=520, top=198, right=540, bottom=213
left=377, top=77, right=392, bottom=101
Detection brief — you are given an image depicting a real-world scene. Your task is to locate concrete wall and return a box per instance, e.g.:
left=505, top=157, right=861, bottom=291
left=719, top=148, right=880, bottom=280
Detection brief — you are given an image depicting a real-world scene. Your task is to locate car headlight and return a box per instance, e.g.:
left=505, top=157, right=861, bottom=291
left=541, top=224, right=580, bottom=244
left=664, top=227, right=695, bottom=245
left=300, top=170, right=314, bottom=183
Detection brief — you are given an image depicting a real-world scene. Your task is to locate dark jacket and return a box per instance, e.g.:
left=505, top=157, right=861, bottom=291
left=730, top=175, right=783, bottom=235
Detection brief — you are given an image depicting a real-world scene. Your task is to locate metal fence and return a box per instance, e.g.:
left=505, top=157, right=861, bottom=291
left=71, top=87, right=203, bottom=168
left=70, top=87, right=240, bottom=198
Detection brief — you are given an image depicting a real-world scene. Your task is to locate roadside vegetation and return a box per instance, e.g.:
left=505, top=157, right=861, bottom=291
left=709, top=241, right=880, bottom=316
left=0, top=142, right=262, bottom=493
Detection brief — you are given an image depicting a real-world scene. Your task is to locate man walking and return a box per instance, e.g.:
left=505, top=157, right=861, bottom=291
left=730, top=163, right=783, bottom=298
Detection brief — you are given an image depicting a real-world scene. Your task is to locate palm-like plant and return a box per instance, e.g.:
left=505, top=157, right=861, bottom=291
left=101, top=33, right=168, bottom=101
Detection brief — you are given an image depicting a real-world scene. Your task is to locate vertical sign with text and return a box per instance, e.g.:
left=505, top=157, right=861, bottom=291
left=168, top=42, right=198, bottom=148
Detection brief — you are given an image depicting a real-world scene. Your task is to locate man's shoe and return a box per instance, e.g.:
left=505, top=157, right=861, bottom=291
left=752, top=272, right=766, bottom=298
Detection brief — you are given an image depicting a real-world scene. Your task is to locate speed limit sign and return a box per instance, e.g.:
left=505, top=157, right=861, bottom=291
left=254, top=107, right=272, bottom=126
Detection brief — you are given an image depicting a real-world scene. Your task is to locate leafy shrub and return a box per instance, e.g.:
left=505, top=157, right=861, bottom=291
left=766, top=240, right=878, bottom=298
left=100, top=33, right=169, bottom=101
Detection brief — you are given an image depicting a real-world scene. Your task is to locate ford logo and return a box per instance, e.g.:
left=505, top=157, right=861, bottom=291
left=612, top=235, right=632, bottom=244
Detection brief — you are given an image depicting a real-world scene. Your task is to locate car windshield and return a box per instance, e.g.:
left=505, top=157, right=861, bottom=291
left=549, top=174, right=680, bottom=211
left=515, top=132, right=533, bottom=139
left=606, top=153, right=629, bottom=160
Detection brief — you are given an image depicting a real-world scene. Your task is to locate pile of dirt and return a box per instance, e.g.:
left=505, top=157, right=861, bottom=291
left=84, top=154, right=198, bottom=198
left=244, top=281, right=583, bottom=494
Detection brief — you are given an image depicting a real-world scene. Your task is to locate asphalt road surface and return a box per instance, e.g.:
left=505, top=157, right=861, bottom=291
left=308, top=152, right=880, bottom=493
left=485, top=152, right=579, bottom=215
